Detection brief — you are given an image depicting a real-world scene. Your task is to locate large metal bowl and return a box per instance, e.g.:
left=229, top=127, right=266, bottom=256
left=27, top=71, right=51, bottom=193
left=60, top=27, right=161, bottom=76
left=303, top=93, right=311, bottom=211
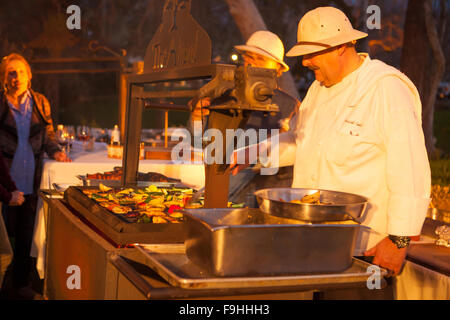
left=254, top=188, right=368, bottom=223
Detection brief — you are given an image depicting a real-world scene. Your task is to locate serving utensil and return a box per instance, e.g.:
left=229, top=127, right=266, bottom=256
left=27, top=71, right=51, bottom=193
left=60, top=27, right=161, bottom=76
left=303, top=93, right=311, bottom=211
left=185, top=186, right=205, bottom=207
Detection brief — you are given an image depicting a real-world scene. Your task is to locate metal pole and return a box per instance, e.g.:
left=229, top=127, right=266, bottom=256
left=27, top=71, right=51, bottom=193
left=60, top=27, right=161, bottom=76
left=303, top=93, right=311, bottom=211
left=118, top=73, right=128, bottom=143
left=122, top=84, right=143, bottom=186
left=164, top=111, right=168, bottom=148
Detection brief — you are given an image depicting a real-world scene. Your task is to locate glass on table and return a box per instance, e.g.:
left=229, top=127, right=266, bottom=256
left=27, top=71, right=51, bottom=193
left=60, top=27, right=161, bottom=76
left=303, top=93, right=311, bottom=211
left=66, top=125, right=76, bottom=153
left=77, top=126, right=91, bottom=142
left=83, top=136, right=95, bottom=152
left=56, top=124, right=70, bottom=154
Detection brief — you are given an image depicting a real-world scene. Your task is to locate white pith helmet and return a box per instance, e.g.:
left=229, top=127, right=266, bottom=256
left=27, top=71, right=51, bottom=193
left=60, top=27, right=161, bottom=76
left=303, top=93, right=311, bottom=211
left=235, top=30, right=290, bottom=72
left=287, top=7, right=368, bottom=57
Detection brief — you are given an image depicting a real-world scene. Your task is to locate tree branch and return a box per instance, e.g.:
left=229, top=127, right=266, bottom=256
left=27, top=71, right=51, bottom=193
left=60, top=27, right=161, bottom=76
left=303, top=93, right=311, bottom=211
left=136, top=1, right=157, bottom=50
left=438, top=0, right=447, bottom=45
left=224, top=0, right=267, bottom=41
left=224, top=0, right=299, bottom=99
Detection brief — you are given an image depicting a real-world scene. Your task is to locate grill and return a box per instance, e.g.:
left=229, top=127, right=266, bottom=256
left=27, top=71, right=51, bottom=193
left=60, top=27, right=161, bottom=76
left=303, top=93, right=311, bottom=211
left=64, top=186, right=186, bottom=246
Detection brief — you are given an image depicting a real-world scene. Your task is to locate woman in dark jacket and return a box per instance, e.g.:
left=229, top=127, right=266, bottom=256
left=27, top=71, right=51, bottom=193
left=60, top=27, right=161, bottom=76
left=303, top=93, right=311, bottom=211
left=0, top=53, right=70, bottom=291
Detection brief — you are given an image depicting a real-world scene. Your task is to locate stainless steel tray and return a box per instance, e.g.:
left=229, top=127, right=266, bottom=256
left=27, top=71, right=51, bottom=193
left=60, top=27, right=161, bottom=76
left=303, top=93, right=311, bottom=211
left=135, top=244, right=387, bottom=290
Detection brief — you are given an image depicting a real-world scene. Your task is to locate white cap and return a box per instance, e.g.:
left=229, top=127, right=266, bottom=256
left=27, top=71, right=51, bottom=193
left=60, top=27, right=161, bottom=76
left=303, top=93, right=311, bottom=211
left=235, top=30, right=290, bottom=72
left=287, top=7, right=368, bottom=57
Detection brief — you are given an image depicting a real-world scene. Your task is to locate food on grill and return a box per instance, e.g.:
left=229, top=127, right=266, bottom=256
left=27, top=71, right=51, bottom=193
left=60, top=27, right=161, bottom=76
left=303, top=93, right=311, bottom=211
left=83, top=184, right=192, bottom=224
left=289, top=191, right=331, bottom=205
left=83, top=184, right=245, bottom=224
left=169, top=211, right=183, bottom=219
left=152, top=216, right=169, bottom=224
left=85, top=167, right=180, bottom=182
left=99, top=184, right=113, bottom=192
left=185, top=202, right=203, bottom=209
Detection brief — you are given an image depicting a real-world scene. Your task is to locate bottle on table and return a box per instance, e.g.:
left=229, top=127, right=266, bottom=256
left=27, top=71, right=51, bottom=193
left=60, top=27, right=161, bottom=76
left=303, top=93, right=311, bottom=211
left=111, top=125, right=121, bottom=146
left=109, top=125, right=122, bottom=158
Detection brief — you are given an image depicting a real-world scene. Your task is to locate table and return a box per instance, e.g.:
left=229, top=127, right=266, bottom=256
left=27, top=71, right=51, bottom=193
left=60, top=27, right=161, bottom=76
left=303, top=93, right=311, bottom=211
left=31, top=141, right=205, bottom=279
left=395, top=260, right=450, bottom=300
left=394, top=224, right=450, bottom=300
left=391, top=217, right=450, bottom=300
left=39, top=141, right=205, bottom=189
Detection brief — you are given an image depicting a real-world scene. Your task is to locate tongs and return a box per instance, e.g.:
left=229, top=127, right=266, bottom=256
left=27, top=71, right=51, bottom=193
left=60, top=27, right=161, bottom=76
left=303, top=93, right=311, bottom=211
left=186, top=186, right=205, bottom=206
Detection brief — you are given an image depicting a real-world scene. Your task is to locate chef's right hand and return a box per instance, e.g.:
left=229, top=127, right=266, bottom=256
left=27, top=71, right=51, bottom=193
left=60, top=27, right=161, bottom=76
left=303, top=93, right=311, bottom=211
left=230, top=148, right=249, bottom=176
left=190, top=98, right=210, bottom=122
left=229, top=144, right=261, bottom=176
left=9, top=190, right=25, bottom=206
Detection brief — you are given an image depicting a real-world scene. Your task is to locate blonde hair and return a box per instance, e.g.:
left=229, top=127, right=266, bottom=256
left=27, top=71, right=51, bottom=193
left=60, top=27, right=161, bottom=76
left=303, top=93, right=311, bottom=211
left=0, top=53, right=32, bottom=91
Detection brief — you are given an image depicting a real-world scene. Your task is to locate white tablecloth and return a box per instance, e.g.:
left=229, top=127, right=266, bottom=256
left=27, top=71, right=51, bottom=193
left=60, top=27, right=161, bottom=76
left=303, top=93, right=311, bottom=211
left=395, top=260, right=450, bottom=300
left=39, top=141, right=205, bottom=189
left=31, top=141, right=205, bottom=279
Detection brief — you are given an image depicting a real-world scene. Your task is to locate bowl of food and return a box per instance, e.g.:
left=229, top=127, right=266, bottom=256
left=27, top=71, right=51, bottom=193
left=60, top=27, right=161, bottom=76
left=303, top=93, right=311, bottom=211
left=254, top=188, right=368, bottom=223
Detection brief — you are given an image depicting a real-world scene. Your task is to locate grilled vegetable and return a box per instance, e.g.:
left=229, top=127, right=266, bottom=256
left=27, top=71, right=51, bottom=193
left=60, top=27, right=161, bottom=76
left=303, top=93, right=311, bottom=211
left=99, top=183, right=112, bottom=192
left=85, top=185, right=245, bottom=224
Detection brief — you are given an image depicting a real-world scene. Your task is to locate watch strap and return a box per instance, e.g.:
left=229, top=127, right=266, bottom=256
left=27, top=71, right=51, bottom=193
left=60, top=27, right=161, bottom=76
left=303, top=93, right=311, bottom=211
left=388, top=235, right=411, bottom=249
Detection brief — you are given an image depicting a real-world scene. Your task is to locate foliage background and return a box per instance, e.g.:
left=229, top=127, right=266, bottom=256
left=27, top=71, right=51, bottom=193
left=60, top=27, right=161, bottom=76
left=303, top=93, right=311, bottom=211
left=0, top=0, right=448, bottom=175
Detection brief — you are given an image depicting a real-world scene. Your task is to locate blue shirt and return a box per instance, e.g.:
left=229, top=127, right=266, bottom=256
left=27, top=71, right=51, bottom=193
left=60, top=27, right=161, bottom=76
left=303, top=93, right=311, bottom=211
left=8, top=91, right=35, bottom=195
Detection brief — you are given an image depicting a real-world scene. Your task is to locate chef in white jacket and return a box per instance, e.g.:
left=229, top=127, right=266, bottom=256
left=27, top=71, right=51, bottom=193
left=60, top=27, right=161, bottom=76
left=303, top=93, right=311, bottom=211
left=231, top=7, right=431, bottom=276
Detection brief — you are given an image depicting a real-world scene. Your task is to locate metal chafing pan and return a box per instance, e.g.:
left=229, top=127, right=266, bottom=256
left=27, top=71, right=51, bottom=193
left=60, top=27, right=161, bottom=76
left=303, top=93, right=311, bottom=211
left=134, top=243, right=385, bottom=290
left=254, top=188, right=368, bottom=223
left=182, top=208, right=369, bottom=277
left=427, top=207, right=450, bottom=224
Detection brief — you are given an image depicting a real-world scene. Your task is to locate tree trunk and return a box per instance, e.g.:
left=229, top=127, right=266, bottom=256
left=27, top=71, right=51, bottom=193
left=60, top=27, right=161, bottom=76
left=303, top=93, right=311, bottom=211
left=423, top=0, right=446, bottom=156
left=224, top=0, right=300, bottom=100
left=400, top=0, right=446, bottom=157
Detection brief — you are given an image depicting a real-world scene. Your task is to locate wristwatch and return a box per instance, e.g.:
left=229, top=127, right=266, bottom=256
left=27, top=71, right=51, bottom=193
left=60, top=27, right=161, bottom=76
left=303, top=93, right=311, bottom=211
left=388, top=235, right=411, bottom=249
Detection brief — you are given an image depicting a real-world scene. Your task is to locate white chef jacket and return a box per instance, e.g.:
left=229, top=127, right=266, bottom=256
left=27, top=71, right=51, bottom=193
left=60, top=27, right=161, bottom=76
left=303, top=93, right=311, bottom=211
left=266, top=53, right=431, bottom=255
